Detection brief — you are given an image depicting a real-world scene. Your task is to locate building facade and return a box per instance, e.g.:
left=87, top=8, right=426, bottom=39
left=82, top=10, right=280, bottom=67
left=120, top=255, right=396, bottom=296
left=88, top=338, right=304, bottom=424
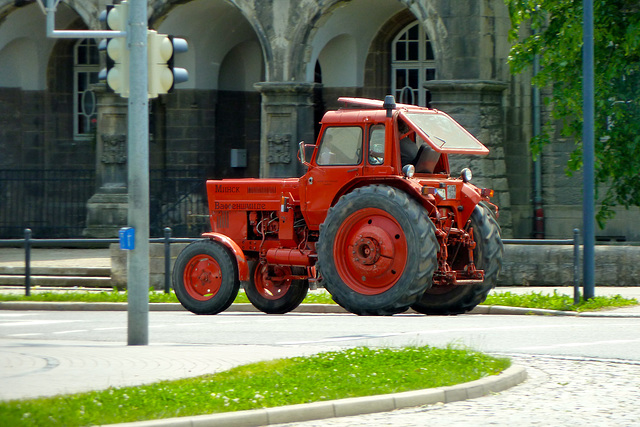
left=1, top=0, right=638, bottom=240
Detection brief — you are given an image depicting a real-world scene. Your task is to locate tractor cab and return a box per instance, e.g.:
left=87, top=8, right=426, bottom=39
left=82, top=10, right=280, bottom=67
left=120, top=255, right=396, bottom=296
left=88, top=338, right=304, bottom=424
left=298, top=96, right=491, bottom=229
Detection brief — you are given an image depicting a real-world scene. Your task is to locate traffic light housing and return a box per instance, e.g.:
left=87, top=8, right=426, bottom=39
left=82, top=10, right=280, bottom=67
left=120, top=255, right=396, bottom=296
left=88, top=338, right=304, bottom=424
left=148, top=30, right=188, bottom=98
left=98, top=2, right=130, bottom=97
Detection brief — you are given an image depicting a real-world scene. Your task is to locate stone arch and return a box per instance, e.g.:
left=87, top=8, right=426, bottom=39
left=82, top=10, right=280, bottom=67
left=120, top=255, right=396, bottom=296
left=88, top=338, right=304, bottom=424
left=363, top=8, right=417, bottom=100
left=0, top=1, right=92, bottom=164
left=154, top=0, right=265, bottom=91
left=317, top=34, right=358, bottom=87
left=151, top=0, right=271, bottom=85
left=295, top=0, right=442, bottom=84
left=0, top=2, right=83, bottom=90
left=0, top=38, right=39, bottom=89
left=219, top=39, right=264, bottom=91
left=150, top=0, right=265, bottom=179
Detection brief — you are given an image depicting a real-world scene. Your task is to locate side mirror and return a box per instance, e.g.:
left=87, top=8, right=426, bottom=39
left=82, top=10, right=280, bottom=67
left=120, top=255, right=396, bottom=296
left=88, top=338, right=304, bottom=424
left=298, top=141, right=313, bottom=167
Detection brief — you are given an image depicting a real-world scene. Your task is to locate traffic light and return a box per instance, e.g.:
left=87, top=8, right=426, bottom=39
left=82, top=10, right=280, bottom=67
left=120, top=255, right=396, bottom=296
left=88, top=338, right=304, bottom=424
left=98, top=2, right=130, bottom=97
left=147, top=30, right=188, bottom=98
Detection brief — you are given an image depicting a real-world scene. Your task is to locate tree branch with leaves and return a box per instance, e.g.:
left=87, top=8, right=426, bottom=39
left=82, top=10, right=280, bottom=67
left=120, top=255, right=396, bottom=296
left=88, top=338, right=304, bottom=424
left=505, top=0, right=640, bottom=227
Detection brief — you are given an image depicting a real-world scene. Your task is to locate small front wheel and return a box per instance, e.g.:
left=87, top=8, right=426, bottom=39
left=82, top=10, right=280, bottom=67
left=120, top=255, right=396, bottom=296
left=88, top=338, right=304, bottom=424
left=172, top=240, right=240, bottom=315
left=245, top=262, right=309, bottom=314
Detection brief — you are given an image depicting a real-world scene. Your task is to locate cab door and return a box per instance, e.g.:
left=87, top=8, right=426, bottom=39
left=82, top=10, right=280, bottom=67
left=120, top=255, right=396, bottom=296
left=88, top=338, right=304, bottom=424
left=300, top=126, right=364, bottom=228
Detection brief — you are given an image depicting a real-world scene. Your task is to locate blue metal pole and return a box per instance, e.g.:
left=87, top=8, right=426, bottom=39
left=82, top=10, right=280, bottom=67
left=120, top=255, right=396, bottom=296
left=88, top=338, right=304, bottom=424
left=573, top=229, right=581, bottom=305
left=24, top=229, right=31, bottom=297
left=164, top=227, right=171, bottom=294
left=582, top=0, right=595, bottom=300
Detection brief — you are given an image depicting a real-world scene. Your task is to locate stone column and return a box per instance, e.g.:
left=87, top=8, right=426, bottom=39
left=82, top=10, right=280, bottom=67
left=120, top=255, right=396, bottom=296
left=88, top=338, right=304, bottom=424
left=83, top=84, right=128, bottom=238
left=254, top=82, right=317, bottom=178
left=424, top=80, right=512, bottom=237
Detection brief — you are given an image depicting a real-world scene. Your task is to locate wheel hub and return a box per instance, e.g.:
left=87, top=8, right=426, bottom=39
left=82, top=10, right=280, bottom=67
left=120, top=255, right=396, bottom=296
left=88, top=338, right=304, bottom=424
left=184, top=256, right=222, bottom=300
left=335, top=209, right=407, bottom=295
left=352, top=236, right=381, bottom=265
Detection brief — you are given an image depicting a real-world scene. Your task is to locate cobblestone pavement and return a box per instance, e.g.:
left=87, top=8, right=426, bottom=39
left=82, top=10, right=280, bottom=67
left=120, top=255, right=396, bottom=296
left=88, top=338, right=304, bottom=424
left=275, top=354, right=640, bottom=427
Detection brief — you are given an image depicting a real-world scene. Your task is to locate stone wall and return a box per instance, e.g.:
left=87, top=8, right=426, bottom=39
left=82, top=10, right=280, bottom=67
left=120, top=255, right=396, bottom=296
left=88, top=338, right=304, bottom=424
left=111, top=243, right=640, bottom=290
left=111, top=242, right=190, bottom=290
left=499, top=244, right=640, bottom=287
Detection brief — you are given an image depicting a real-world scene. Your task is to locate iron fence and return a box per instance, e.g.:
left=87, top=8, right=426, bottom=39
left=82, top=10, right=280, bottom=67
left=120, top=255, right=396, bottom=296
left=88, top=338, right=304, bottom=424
left=0, top=169, right=210, bottom=239
left=149, top=169, right=209, bottom=237
left=1, top=229, right=584, bottom=304
left=0, top=169, right=95, bottom=238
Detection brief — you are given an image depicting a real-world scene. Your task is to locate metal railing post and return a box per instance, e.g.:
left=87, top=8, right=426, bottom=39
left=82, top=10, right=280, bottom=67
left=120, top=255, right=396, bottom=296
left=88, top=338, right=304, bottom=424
left=164, top=227, right=172, bottom=294
left=573, top=228, right=581, bottom=305
left=24, top=228, right=32, bottom=297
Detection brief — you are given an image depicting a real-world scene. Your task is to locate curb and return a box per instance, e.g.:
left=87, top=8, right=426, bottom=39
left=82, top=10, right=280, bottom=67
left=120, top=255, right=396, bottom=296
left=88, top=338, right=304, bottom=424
left=105, top=365, right=527, bottom=427
left=470, top=304, right=640, bottom=318
left=1, top=301, right=638, bottom=317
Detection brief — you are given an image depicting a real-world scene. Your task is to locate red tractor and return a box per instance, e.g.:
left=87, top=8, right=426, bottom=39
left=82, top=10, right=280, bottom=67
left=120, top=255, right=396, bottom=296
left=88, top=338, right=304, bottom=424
left=172, top=96, right=503, bottom=316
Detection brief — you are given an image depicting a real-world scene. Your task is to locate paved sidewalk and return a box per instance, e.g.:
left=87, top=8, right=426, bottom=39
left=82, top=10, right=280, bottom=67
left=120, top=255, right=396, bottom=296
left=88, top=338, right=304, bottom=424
left=0, top=248, right=111, bottom=268
left=1, top=248, right=639, bottom=426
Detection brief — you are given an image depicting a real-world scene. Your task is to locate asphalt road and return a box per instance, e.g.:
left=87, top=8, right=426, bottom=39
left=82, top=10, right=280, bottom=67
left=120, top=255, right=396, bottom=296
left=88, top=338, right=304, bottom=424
left=3, top=310, right=640, bottom=361
left=2, top=310, right=640, bottom=426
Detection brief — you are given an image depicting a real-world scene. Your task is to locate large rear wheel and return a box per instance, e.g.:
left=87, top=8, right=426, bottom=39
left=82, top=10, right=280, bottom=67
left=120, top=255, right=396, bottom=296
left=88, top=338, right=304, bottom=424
left=411, top=203, right=503, bottom=315
left=317, top=185, right=438, bottom=315
left=245, top=261, right=309, bottom=314
left=172, top=240, right=240, bottom=315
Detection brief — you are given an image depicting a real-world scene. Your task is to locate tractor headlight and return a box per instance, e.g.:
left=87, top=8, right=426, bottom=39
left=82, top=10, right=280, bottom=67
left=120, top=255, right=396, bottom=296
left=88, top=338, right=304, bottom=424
left=461, top=168, right=472, bottom=183
left=402, top=164, right=415, bottom=178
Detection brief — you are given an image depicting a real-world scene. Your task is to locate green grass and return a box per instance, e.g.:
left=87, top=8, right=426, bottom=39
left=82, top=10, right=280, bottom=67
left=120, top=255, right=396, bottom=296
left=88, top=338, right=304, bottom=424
left=0, top=288, right=335, bottom=304
left=483, top=290, right=638, bottom=312
left=0, top=288, right=179, bottom=303
left=0, top=345, right=510, bottom=426
left=0, top=288, right=636, bottom=312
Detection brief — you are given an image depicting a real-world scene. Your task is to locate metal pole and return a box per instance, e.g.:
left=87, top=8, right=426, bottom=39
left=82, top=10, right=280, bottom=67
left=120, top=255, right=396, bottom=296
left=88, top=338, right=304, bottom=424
left=532, top=28, right=544, bottom=239
left=24, top=229, right=31, bottom=297
left=164, top=227, right=171, bottom=294
left=127, top=0, right=150, bottom=345
left=573, top=229, right=581, bottom=305
left=582, top=0, right=595, bottom=300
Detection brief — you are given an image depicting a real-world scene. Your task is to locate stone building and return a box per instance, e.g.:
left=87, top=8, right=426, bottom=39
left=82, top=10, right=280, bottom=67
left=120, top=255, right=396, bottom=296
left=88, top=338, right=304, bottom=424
left=1, top=0, right=638, bottom=240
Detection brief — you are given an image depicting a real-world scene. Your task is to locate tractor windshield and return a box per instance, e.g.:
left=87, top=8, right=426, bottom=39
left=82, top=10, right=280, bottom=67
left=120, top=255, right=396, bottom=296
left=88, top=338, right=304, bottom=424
left=399, top=110, right=489, bottom=155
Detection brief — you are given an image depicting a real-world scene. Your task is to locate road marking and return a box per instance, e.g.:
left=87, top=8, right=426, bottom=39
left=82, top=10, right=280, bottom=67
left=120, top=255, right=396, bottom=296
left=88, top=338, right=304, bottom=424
left=53, top=330, right=89, bottom=335
left=0, top=320, right=77, bottom=328
left=515, top=338, right=640, bottom=351
left=7, top=333, right=44, bottom=337
left=278, top=333, right=398, bottom=345
left=276, top=323, right=640, bottom=346
left=0, top=313, right=36, bottom=318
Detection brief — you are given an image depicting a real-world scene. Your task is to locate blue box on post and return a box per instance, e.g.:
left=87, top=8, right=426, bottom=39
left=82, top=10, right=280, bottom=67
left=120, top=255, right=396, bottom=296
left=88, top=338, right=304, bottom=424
left=119, top=227, right=135, bottom=250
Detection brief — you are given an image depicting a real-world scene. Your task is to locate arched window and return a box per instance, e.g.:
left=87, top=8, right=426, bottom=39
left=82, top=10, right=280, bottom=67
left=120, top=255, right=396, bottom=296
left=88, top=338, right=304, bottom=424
left=74, top=38, right=99, bottom=139
left=391, top=22, right=435, bottom=107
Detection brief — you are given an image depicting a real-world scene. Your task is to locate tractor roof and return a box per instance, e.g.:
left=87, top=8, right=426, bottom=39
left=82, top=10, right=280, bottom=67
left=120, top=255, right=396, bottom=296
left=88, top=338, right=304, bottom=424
left=328, top=97, right=489, bottom=155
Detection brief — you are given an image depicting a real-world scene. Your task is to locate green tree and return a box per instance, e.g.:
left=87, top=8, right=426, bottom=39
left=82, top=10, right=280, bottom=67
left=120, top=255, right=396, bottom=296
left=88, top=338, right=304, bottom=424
left=505, top=0, right=640, bottom=226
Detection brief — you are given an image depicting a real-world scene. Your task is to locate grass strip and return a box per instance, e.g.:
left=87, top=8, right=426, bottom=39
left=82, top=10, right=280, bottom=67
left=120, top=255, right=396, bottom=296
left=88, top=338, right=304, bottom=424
left=0, top=345, right=510, bottom=426
left=0, top=288, right=333, bottom=304
left=0, top=288, right=636, bottom=312
left=483, top=290, right=638, bottom=312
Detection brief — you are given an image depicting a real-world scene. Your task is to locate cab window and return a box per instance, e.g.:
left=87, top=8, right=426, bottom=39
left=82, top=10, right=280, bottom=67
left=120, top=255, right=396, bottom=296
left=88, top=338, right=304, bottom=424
left=368, top=124, right=385, bottom=165
left=316, top=126, right=363, bottom=165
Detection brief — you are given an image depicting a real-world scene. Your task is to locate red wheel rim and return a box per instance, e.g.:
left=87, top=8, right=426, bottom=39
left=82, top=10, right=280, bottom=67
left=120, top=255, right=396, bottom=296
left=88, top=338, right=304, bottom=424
left=253, top=264, right=292, bottom=301
left=333, top=207, right=407, bottom=295
left=182, top=254, right=222, bottom=301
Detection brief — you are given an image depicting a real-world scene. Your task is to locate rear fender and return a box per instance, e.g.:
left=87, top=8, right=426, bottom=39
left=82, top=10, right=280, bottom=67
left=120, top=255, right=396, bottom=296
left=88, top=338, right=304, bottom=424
left=201, top=232, right=249, bottom=281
